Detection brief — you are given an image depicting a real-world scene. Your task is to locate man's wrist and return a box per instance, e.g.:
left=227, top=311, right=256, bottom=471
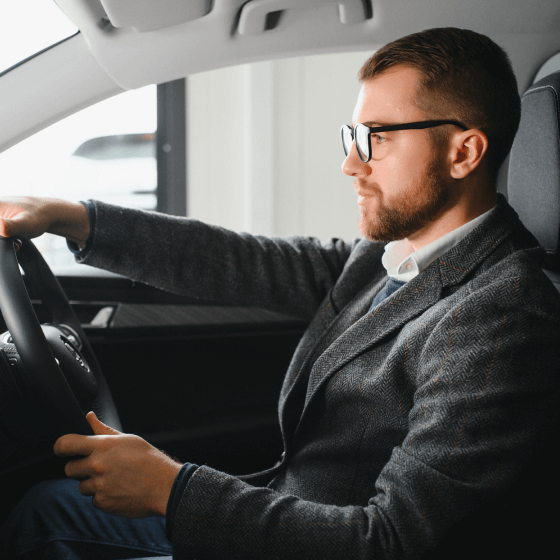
left=156, top=459, right=183, bottom=517
left=66, top=201, right=96, bottom=256
left=47, top=199, right=91, bottom=246
left=165, top=462, right=199, bottom=539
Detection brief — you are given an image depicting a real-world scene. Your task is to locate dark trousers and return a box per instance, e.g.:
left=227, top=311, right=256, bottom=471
left=0, top=478, right=173, bottom=559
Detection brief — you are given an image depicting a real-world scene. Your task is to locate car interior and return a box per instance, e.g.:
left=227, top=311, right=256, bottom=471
left=0, top=0, right=559, bottom=557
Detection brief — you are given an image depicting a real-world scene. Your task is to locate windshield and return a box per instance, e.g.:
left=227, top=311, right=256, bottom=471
left=0, top=0, right=78, bottom=75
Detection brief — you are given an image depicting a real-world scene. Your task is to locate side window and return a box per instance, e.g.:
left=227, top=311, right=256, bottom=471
left=1, top=50, right=369, bottom=275
left=0, top=83, right=182, bottom=274
left=186, top=51, right=372, bottom=243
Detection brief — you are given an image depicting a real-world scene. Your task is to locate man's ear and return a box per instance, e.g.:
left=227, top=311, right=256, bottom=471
left=449, top=129, right=489, bottom=179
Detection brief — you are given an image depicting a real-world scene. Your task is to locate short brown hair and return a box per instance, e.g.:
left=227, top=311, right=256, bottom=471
left=358, top=28, right=521, bottom=179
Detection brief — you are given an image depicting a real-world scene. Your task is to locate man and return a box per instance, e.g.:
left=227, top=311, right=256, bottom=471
left=0, top=27, right=558, bottom=559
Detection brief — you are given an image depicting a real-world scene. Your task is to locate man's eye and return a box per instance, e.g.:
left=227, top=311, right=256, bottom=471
left=372, top=134, right=386, bottom=144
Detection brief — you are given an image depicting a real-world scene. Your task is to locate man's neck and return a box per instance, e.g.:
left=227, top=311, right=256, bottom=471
left=407, top=190, right=498, bottom=251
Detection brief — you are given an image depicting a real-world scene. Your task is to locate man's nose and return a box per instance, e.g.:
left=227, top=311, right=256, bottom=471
left=341, top=141, right=370, bottom=177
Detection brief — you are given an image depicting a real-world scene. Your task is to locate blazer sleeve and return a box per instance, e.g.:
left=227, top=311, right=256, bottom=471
left=74, top=200, right=359, bottom=320
left=169, top=268, right=560, bottom=560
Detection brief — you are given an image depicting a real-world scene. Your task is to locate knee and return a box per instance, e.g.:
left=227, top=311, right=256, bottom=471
left=24, top=478, right=82, bottom=513
left=1, top=479, right=83, bottom=543
left=0, top=479, right=85, bottom=558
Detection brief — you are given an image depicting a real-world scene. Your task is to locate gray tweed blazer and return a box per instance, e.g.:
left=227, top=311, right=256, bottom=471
left=79, top=194, right=560, bottom=560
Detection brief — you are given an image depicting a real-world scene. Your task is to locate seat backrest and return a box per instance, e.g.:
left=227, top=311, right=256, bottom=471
left=508, top=71, right=560, bottom=291
left=423, top=72, right=560, bottom=560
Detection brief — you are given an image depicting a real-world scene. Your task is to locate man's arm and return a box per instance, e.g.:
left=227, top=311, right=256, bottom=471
left=164, top=268, right=560, bottom=560
left=72, top=199, right=361, bottom=320
left=0, top=196, right=361, bottom=320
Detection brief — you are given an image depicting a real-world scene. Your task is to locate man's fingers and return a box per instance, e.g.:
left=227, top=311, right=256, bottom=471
left=0, top=203, right=49, bottom=240
left=78, top=478, right=96, bottom=497
left=0, top=217, right=11, bottom=238
left=86, top=411, right=121, bottom=436
left=54, top=413, right=121, bottom=458
left=54, top=433, right=96, bottom=458
left=0, top=215, right=29, bottom=238
left=0, top=220, right=21, bottom=250
left=65, top=456, right=94, bottom=481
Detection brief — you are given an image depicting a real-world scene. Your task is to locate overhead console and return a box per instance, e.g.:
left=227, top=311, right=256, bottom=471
left=238, top=0, right=369, bottom=36
left=59, top=0, right=370, bottom=35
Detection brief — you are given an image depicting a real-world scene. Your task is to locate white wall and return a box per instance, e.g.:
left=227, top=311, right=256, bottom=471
left=187, top=50, right=373, bottom=243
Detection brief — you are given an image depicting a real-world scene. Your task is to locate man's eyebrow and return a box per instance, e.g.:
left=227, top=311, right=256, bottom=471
left=350, top=121, right=393, bottom=128
left=362, top=121, right=391, bottom=128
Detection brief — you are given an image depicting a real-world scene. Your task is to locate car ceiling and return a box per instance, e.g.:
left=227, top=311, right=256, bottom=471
left=56, top=0, right=560, bottom=88
left=1, top=0, right=560, bottom=153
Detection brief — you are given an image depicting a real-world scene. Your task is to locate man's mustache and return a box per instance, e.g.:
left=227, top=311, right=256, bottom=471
left=353, top=179, right=382, bottom=197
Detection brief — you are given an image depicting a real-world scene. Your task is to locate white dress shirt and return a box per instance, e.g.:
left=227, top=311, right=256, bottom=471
left=381, top=206, right=496, bottom=282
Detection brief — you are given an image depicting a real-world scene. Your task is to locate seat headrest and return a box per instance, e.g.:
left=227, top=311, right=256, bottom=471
left=508, top=71, right=560, bottom=272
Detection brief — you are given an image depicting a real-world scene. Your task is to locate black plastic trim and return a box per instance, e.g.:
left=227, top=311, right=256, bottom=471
left=26, top=274, right=209, bottom=305
left=157, top=78, right=187, bottom=216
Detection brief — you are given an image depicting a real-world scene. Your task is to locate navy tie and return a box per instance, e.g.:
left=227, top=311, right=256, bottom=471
left=366, top=278, right=406, bottom=314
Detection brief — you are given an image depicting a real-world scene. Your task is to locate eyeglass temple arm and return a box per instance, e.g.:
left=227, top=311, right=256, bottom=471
left=363, top=120, right=468, bottom=133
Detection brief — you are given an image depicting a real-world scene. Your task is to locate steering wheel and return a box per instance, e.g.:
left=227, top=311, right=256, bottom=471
left=0, top=237, right=121, bottom=471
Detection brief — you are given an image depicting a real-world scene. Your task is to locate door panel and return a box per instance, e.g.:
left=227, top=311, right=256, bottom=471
left=89, top=326, right=304, bottom=474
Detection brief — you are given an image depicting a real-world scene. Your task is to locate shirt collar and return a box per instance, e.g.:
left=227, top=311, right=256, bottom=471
left=381, top=205, right=496, bottom=282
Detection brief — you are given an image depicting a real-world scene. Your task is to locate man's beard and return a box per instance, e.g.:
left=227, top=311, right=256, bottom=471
left=359, top=157, right=451, bottom=242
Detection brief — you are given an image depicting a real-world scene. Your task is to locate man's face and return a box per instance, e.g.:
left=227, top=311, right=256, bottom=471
left=342, top=66, right=452, bottom=243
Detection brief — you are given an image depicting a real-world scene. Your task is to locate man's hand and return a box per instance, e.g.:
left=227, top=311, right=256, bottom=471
left=54, top=411, right=182, bottom=518
left=0, top=197, right=90, bottom=245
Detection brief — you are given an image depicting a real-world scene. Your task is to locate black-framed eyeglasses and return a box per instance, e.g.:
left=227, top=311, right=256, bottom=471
left=341, top=120, right=468, bottom=163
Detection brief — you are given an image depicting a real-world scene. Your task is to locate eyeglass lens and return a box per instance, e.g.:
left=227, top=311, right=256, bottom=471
left=341, top=125, right=369, bottom=162
left=355, top=124, right=369, bottom=161
left=341, top=126, right=353, bottom=156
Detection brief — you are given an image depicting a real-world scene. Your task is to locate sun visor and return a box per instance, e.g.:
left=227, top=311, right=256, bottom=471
left=99, top=0, right=212, bottom=32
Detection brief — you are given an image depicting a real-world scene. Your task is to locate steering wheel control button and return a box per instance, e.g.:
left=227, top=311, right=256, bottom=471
left=58, top=324, right=82, bottom=350
left=61, top=337, right=89, bottom=371
left=0, top=343, right=18, bottom=357
left=37, top=325, right=98, bottom=411
left=1, top=332, right=13, bottom=344
left=0, top=349, right=24, bottom=399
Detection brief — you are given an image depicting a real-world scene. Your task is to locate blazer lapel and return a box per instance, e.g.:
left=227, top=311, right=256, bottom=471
left=302, top=264, right=443, bottom=408
left=278, top=270, right=387, bottom=438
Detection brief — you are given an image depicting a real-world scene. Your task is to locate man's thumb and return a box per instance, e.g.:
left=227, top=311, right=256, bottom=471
left=86, top=411, right=121, bottom=436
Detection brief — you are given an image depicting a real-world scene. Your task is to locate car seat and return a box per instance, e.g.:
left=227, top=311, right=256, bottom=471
left=509, top=70, right=560, bottom=292
left=423, top=71, right=560, bottom=559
